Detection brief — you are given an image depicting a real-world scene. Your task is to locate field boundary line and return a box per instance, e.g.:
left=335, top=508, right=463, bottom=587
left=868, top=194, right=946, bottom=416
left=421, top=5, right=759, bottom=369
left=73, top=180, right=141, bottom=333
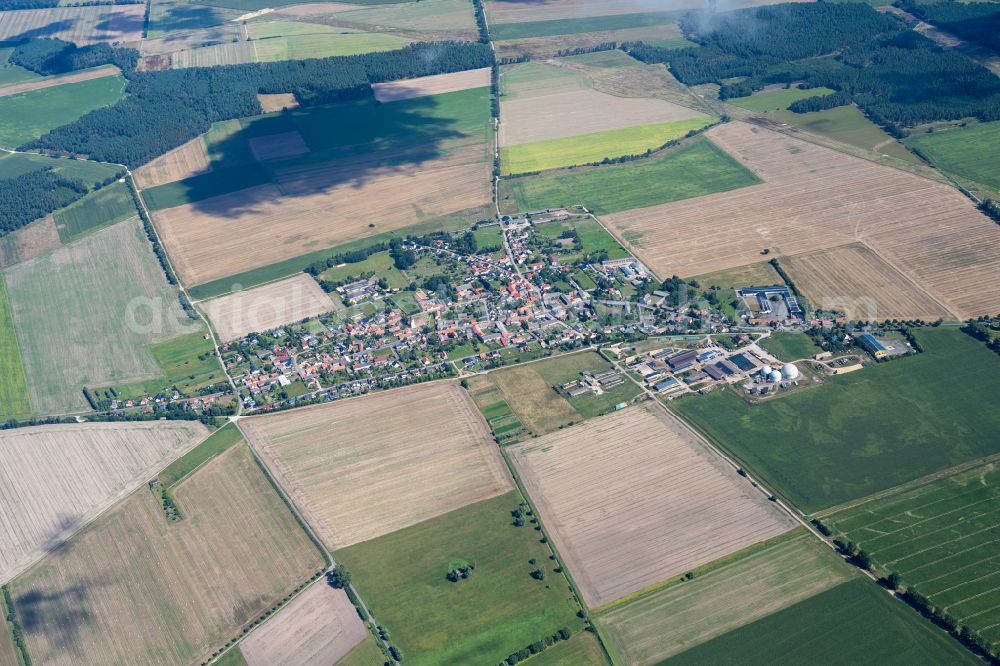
left=852, top=240, right=961, bottom=321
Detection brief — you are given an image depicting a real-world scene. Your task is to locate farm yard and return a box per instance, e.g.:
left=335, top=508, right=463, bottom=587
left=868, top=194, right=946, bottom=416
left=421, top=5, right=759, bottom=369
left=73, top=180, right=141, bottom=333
left=7, top=442, right=324, bottom=666
left=781, top=243, right=956, bottom=321
left=241, top=381, right=512, bottom=549
left=596, top=530, right=855, bottom=664
left=601, top=121, right=1000, bottom=319
left=0, top=421, right=206, bottom=583
left=335, top=492, right=585, bottom=666
left=0, top=75, right=125, bottom=148
left=0, top=5, right=145, bottom=44
left=822, top=461, right=1000, bottom=649
left=373, top=67, right=491, bottom=103
left=508, top=404, right=796, bottom=608
left=3, top=219, right=194, bottom=414
left=240, top=580, right=366, bottom=666
left=672, top=329, right=1000, bottom=514
left=200, top=274, right=335, bottom=341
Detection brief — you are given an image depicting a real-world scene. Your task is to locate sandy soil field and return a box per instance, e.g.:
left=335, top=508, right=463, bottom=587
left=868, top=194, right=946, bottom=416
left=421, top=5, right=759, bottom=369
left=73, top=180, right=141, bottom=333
left=155, top=147, right=491, bottom=286
left=241, top=581, right=367, bottom=666
left=248, top=130, right=310, bottom=162
left=508, top=404, right=796, bottom=608
left=9, top=443, right=323, bottom=666
left=258, top=92, right=299, bottom=112
left=241, top=381, right=513, bottom=549
left=601, top=122, right=1000, bottom=319
left=134, top=136, right=211, bottom=189
left=200, top=274, right=335, bottom=341
left=782, top=243, right=955, bottom=321
left=0, top=217, right=60, bottom=269
left=0, top=421, right=206, bottom=583
left=373, top=67, right=491, bottom=103
left=0, top=5, right=145, bottom=44
left=0, top=66, right=118, bottom=97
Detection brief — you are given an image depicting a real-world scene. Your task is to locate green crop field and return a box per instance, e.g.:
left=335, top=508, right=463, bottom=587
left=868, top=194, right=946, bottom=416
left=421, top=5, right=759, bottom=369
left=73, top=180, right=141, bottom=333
left=3, top=218, right=192, bottom=414
left=671, top=329, right=1000, bottom=513
left=158, top=423, right=243, bottom=487
left=0, top=47, right=41, bottom=88
left=572, top=217, right=630, bottom=259
left=0, top=152, right=121, bottom=182
left=0, top=75, right=125, bottom=148
left=503, top=138, right=760, bottom=214
left=765, top=105, right=919, bottom=164
left=319, top=250, right=409, bottom=290
left=53, top=181, right=137, bottom=242
left=520, top=632, right=606, bottom=665
left=822, top=461, right=1000, bottom=648
left=664, top=579, right=977, bottom=665
left=253, top=30, right=409, bottom=62
left=335, top=491, right=584, bottom=666
left=563, top=50, right=643, bottom=68
left=337, top=635, right=386, bottom=666
left=491, top=11, right=683, bottom=40
left=597, top=530, right=856, bottom=665
left=501, top=117, right=715, bottom=175
left=905, top=121, right=1000, bottom=198
left=0, top=276, right=30, bottom=420
left=758, top=332, right=822, bottom=362
left=727, top=86, right=836, bottom=113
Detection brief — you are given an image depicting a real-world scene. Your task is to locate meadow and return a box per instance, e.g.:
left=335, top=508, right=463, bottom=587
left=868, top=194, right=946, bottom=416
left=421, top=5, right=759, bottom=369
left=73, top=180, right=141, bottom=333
left=52, top=182, right=136, bottom=243
left=758, top=332, right=822, bottom=362
left=524, top=632, right=606, bottom=666
left=596, top=530, right=854, bottom=664
left=0, top=278, right=29, bottom=421
left=319, top=251, right=408, bottom=290
left=336, top=636, right=385, bottom=666
left=335, top=492, right=585, bottom=666
left=502, top=138, right=760, bottom=214
left=8, top=443, right=324, bottom=665
left=664, top=579, right=977, bottom=665
left=491, top=11, right=683, bottom=40
left=0, top=152, right=120, bottom=183
left=727, top=86, right=835, bottom=113
left=501, top=117, right=714, bottom=174
left=0, top=75, right=125, bottom=148
left=765, top=104, right=918, bottom=164
left=822, top=461, right=1000, bottom=648
left=3, top=219, right=192, bottom=414
left=905, top=121, right=1000, bottom=199
left=0, top=47, right=40, bottom=88
left=672, top=329, right=1000, bottom=513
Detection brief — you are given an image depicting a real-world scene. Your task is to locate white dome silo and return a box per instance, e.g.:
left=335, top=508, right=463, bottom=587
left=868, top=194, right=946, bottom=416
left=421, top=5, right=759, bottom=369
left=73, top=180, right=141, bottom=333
left=768, top=369, right=782, bottom=383
left=781, top=363, right=799, bottom=380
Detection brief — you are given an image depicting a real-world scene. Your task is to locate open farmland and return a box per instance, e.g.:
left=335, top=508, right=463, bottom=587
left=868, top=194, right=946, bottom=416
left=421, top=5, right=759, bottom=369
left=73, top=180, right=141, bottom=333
left=241, top=381, right=512, bottom=549
left=601, top=121, right=1000, bottom=319
left=0, top=218, right=60, bottom=269
left=597, top=530, right=854, bottom=664
left=335, top=492, right=586, bottom=666
left=3, top=218, right=193, bottom=414
left=332, top=0, right=476, bottom=36
left=781, top=243, right=956, bottom=321
left=672, top=329, right=1000, bottom=514
left=134, top=136, right=212, bottom=189
left=0, top=278, right=29, bottom=420
left=240, top=580, right=366, bottom=666
left=485, top=0, right=702, bottom=24
left=0, top=5, right=145, bottom=44
left=0, top=66, right=119, bottom=98
left=727, top=86, right=836, bottom=113
left=0, top=75, right=125, bottom=148
left=822, top=461, right=1000, bottom=649
left=757, top=332, right=821, bottom=363
left=666, top=578, right=977, bottom=665
left=494, top=25, right=692, bottom=60
left=502, top=138, right=760, bottom=215
left=200, top=274, right=335, bottom=341
left=905, top=120, right=1000, bottom=199
left=9, top=442, right=324, bottom=666
left=53, top=182, right=138, bottom=243
left=145, top=0, right=242, bottom=37
left=486, top=362, right=579, bottom=435
left=373, top=67, right=491, bottom=102
left=508, top=404, right=796, bottom=608
left=0, top=421, right=206, bottom=583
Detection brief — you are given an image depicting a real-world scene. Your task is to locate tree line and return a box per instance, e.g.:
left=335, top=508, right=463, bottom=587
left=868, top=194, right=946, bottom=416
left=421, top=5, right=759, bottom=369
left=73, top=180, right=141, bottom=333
left=0, top=168, right=118, bottom=236
left=23, top=41, right=494, bottom=168
left=10, top=38, right=138, bottom=75
left=896, top=0, right=1000, bottom=52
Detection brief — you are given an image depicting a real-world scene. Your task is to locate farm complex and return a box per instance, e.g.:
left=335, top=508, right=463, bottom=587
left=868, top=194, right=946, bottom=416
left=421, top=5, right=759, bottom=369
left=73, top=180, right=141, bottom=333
left=2, top=0, right=1000, bottom=663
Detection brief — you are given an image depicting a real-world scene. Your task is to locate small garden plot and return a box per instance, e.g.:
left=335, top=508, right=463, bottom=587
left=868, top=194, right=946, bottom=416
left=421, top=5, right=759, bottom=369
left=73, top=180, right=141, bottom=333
left=466, top=374, right=527, bottom=442
left=508, top=404, right=797, bottom=608
left=335, top=492, right=586, bottom=666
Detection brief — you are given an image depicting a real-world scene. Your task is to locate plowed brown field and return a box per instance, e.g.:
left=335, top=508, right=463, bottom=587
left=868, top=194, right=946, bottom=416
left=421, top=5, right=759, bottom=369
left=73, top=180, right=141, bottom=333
left=601, top=122, right=1000, bottom=319
left=508, top=404, right=796, bottom=608
left=134, top=136, right=211, bottom=189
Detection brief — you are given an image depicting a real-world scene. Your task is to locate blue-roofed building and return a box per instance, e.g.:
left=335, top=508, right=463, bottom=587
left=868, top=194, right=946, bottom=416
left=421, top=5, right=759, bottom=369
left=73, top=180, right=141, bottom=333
left=857, top=333, right=889, bottom=359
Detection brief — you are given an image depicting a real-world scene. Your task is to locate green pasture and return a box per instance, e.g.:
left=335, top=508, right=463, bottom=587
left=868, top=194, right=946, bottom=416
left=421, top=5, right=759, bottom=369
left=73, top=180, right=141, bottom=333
left=0, top=47, right=41, bottom=87
left=54, top=181, right=136, bottom=243
left=503, top=138, right=759, bottom=214
left=905, top=121, right=1000, bottom=199
left=0, top=75, right=125, bottom=148
left=671, top=329, right=1000, bottom=513
left=758, top=332, right=822, bottom=362
left=335, top=491, right=584, bottom=666
left=336, top=635, right=386, bottom=666
left=319, top=250, right=408, bottom=290
left=766, top=105, right=919, bottom=164
left=727, top=86, right=835, bottom=113
left=158, top=423, right=243, bottom=487
left=0, top=277, right=30, bottom=420
left=0, top=152, right=120, bottom=183
left=491, top=11, right=684, bottom=40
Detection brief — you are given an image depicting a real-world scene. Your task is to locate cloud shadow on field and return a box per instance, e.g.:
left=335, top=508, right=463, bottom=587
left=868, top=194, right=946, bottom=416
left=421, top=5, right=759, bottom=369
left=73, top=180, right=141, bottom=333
left=14, top=575, right=108, bottom=662
left=1, top=20, right=77, bottom=42
left=147, top=3, right=233, bottom=35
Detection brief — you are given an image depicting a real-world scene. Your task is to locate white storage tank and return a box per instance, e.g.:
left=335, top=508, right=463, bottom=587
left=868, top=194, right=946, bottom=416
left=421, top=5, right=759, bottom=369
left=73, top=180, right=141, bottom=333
left=781, top=363, right=800, bottom=380
left=768, top=369, right=782, bottom=383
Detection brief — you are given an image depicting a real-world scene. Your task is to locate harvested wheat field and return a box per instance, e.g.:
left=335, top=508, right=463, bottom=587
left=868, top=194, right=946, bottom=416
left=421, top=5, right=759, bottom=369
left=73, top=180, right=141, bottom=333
left=0, top=5, right=145, bottom=44
left=0, top=217, right=60, bottom=269
left=134, top=136, right=211, bottom=189
left=241, top=381, right=513, bottom=549
left=486, top=0, right=695, bottom=23
left=508, top=404, right=797, bottom=608
left=9, top=443, right=323, bottom=666
left=0, top=65, right=118, bottom=98
left=0, top=421, right=207, bottom=584
left=248, top=131, right=309, bottom=162
left=257, top=92, right=298, bottom=113
left=601, top=122, right=1000, bottom=319
left=200, top=274, right=335, bottom=341
left=154, top=148, right=491, bottom=286
left=782, top=243, right=955, bottom=321
left=241, top=580, right=366, bottom=666
left=373, top=67, right=491, bottom=103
